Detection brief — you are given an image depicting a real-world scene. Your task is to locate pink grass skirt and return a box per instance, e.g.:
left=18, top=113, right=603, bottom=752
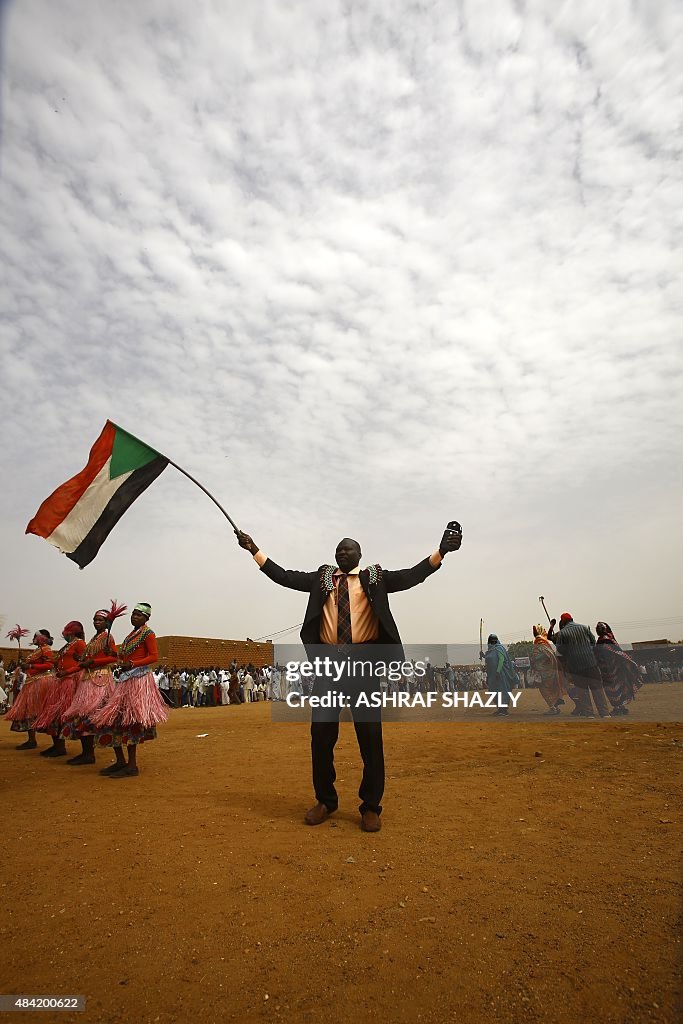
left=34, top=673, right=82, bottom=735
left=5, top=672, right=54, bottom=721
left=5, top=672, right=54, bottom=730
left=91, top=671, right=168, bottom=731
left=62, top=667, right=115, bottom=720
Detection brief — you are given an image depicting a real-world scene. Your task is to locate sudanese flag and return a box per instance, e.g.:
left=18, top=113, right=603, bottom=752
left=26, top=421, right=168, bottom=568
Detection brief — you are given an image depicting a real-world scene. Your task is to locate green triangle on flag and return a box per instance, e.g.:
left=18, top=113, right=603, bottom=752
left=109, top=427, right=162, bottom=480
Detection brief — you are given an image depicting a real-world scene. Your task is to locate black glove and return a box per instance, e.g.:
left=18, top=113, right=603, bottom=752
left=439, top=523, right=462, bottom=556
left=237, top=530, right=258, bottom=555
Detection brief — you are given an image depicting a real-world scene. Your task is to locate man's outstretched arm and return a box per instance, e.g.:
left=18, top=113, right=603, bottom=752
left=236, top=531, right=316, bottom=593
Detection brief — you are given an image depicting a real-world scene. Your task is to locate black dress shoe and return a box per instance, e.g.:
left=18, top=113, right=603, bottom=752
left=15, top=740, right=38, bottom=750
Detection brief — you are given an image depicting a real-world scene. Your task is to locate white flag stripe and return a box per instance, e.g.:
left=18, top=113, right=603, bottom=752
left=46, top=457, right=134, bottom=553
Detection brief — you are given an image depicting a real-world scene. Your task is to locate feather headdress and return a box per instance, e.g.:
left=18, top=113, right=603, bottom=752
left=107, top=599, right=127, bottom=623
left=106, top=599, right=127, bottom=640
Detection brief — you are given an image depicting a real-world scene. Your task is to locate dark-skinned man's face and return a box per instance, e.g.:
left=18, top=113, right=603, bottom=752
left=335, top=538, right=361, bottom=571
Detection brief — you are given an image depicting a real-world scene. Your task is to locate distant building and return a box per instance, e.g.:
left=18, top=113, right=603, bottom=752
left=627, top=641, right=683, bottom=671
left=156, top=635, right=273, bottom=670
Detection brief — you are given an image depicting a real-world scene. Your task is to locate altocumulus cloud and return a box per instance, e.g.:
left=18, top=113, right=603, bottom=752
left=0, top=0, right=681, bottom=644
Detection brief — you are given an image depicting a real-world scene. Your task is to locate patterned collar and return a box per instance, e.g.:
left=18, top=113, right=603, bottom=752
left=120, top=625, right=152, bottom=657
left=319, top=563, right=382, bottom=594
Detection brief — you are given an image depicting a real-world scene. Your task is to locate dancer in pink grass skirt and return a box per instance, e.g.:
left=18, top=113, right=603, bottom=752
left=61, top=602, right=126, bottom=766
left=92, top=602, right=168, bottom=778
left=5, top=630, right=57, bottom=750
left=33, top=622, right=86, bottom=758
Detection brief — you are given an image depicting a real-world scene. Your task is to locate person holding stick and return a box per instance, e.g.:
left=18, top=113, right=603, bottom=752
left=553, top=613, right=611, bottom=718
left=236, top=527, right=463, bottom=832
left=481, top=634, right=519, bottom=716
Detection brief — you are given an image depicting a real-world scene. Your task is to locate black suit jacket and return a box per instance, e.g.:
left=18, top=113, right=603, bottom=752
left=258, top=555, right=441, bottom=658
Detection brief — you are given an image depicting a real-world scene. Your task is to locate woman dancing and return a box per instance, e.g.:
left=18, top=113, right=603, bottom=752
left=595, top=622, right=644, bottom=716
left=61, top=603, right=125, bottom=765
left=529, top=624, right=565, bottom=715
left=92, top=603, right=168, bottom=778
left=5, top=630, right=56, bottom=750
left=33, top=622, right=86, bottom=758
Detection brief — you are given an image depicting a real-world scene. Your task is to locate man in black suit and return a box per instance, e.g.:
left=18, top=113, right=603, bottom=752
left=237, top=529, right=462, bottom=832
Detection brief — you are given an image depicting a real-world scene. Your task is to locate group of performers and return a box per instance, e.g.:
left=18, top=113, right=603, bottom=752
left=4, top=601, right=167, bottom=777
left=529, top=618, right=644, bottom=718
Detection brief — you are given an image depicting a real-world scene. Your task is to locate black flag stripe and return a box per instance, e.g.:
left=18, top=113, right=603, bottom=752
left=67, top=457, right=168, bottom=568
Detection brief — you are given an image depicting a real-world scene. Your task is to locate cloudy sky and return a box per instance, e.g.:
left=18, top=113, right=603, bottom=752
left=1, top=0, right=682, bottom=649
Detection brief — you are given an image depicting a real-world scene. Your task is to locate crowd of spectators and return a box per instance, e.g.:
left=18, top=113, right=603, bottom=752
left=153, top=662, right=272, bottom=706
left=635, top=658, right=683, bottom=682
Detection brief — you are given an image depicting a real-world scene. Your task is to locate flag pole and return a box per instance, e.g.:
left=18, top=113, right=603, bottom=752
left=165, top=457, right=240, bottom=533
left=110, top=422, right=240, bottom=534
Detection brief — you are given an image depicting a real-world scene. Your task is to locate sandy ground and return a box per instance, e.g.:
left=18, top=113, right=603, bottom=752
left=1, top=685, right=681, bottom=1024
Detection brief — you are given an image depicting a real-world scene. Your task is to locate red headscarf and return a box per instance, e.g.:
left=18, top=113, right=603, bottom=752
left=62, top=620, right=85, bottom=639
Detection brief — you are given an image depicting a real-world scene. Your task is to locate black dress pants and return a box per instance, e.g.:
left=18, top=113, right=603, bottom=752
left=311, top=702, right=384, bottom=816
left=309, top=644, right=387, bottom=815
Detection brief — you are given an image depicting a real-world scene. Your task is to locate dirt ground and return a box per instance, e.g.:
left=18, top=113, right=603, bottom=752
left=2, top=685, right=681, bottom=1024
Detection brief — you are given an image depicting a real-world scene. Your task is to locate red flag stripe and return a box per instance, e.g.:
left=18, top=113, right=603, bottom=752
left=26, top=421, right=116, bottom=539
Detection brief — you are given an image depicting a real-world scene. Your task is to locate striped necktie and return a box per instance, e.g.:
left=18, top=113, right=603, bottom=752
left=336, top=574, right=353, bottom=645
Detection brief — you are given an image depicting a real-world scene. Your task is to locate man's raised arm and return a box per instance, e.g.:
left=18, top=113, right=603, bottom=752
left=236, top=531, right=315, bottom=593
